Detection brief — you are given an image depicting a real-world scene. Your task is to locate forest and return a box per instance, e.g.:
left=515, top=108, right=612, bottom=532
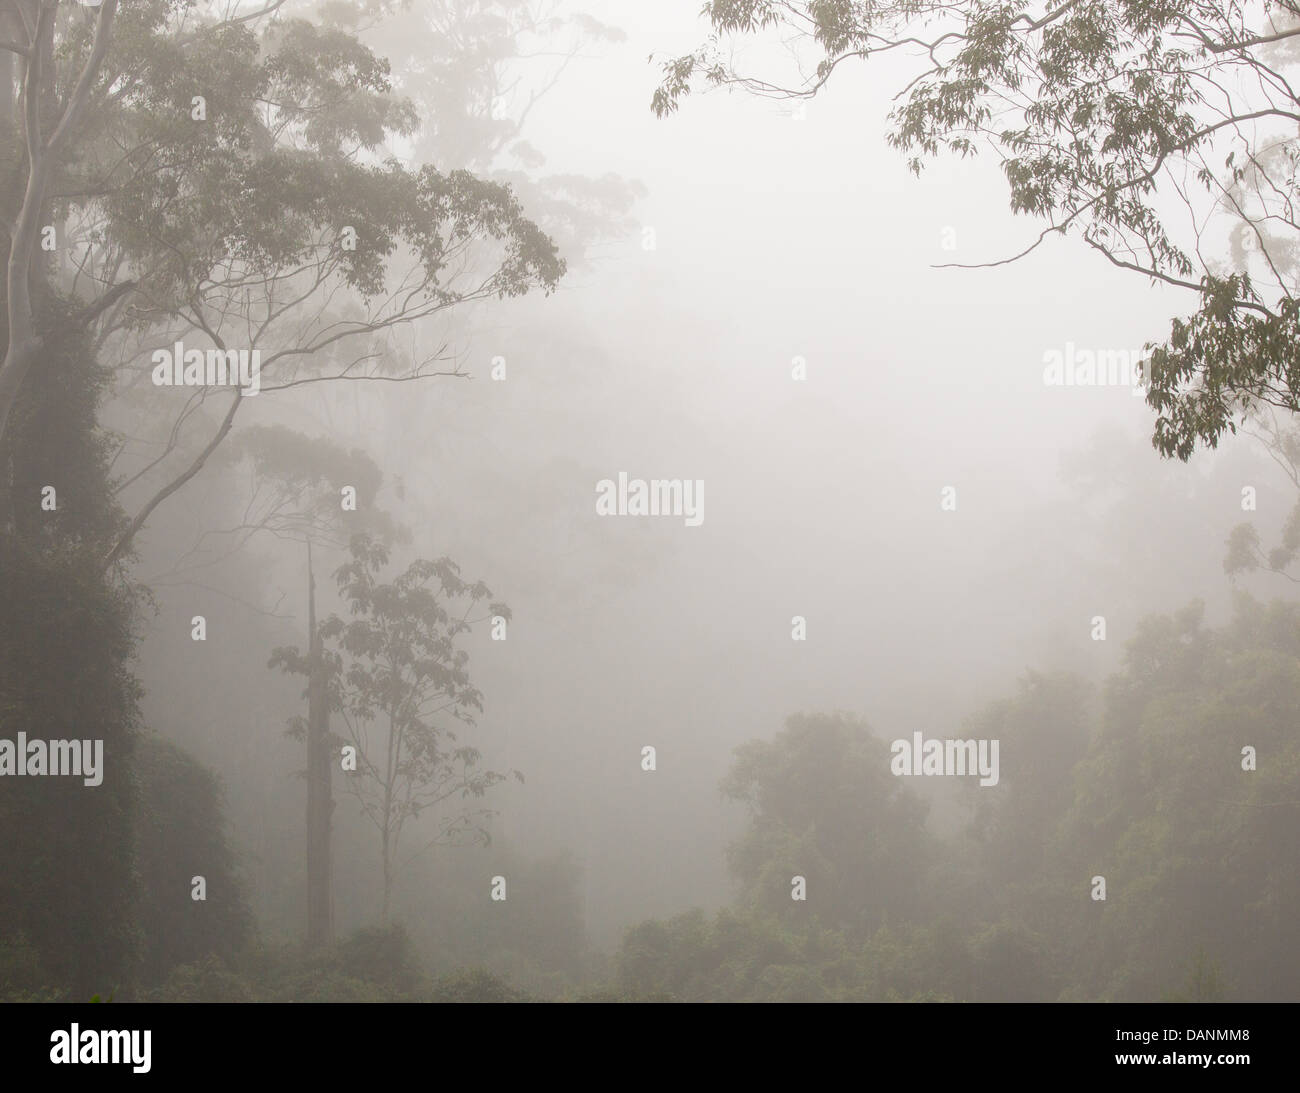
left=1, top=0, right=1298, bottom=1006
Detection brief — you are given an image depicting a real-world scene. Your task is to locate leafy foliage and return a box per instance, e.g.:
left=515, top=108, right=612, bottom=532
left=722, top=711, right=932, bottom=932
left=271, top=533, right=514, bottom=916
left=607, top=594, right=1300, bottom=1001
left=134, top=736, right=255, bottom=986
left=655, top=1, right=1300, bottom=459
left=0, top=295, right=143, bottom=999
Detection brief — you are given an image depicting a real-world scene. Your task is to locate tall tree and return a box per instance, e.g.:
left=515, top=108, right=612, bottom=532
left=0, top=291, right=142, bottom=998
left=0, top=1, right=565, bottom=562
left=232, top=424, right=400, bottom=947
left=1056, top=595, right=1300, bottom=999
left=0, top=0, right=120, bottom=450
left=274, top=532, right=514, bottom=921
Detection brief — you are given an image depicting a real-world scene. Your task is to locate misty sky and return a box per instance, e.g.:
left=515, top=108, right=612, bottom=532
left=128, top=0, right=1291, bottom=946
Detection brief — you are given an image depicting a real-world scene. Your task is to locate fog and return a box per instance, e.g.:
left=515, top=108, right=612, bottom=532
left=3, top=0, right=1297, bottom=1005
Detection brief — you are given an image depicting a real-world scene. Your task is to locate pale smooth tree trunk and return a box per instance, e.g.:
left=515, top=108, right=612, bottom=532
left=0, top=2, right=118, bottom=462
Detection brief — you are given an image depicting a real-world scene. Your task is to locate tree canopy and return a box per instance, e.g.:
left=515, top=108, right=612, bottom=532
left=655, top=0, right=1300, bottom=459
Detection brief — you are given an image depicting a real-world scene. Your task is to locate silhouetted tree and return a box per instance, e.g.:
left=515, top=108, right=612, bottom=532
left=275, top=533, right=516, bottom=920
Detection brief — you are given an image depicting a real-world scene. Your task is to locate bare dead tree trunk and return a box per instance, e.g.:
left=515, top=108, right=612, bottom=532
left=381, top=729, right=394, bottom=921
left=306, top=539, right=333, bottom=948
left=381, top=824, right=391, bottom=922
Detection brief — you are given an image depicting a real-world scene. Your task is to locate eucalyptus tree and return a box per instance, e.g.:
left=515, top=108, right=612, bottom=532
left=655, top=1, right=1300, bottom=459
left=0, top=1, right=564, bottom=564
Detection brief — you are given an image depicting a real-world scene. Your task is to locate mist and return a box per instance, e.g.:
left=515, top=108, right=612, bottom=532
left=2, top=0, right=1298, bottom=1012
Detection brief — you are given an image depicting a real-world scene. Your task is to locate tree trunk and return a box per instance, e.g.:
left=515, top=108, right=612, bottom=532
left=380, top=766, right=393, bottom=921
left=305, top=540, right=333, bottom=948
left=381, top=822, right=391, bottom=923
left=380, top=736, right=394, bottom=922
left=0, top=1, right=118, bottom=458
left=0, top=39, right=13, bottom=128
